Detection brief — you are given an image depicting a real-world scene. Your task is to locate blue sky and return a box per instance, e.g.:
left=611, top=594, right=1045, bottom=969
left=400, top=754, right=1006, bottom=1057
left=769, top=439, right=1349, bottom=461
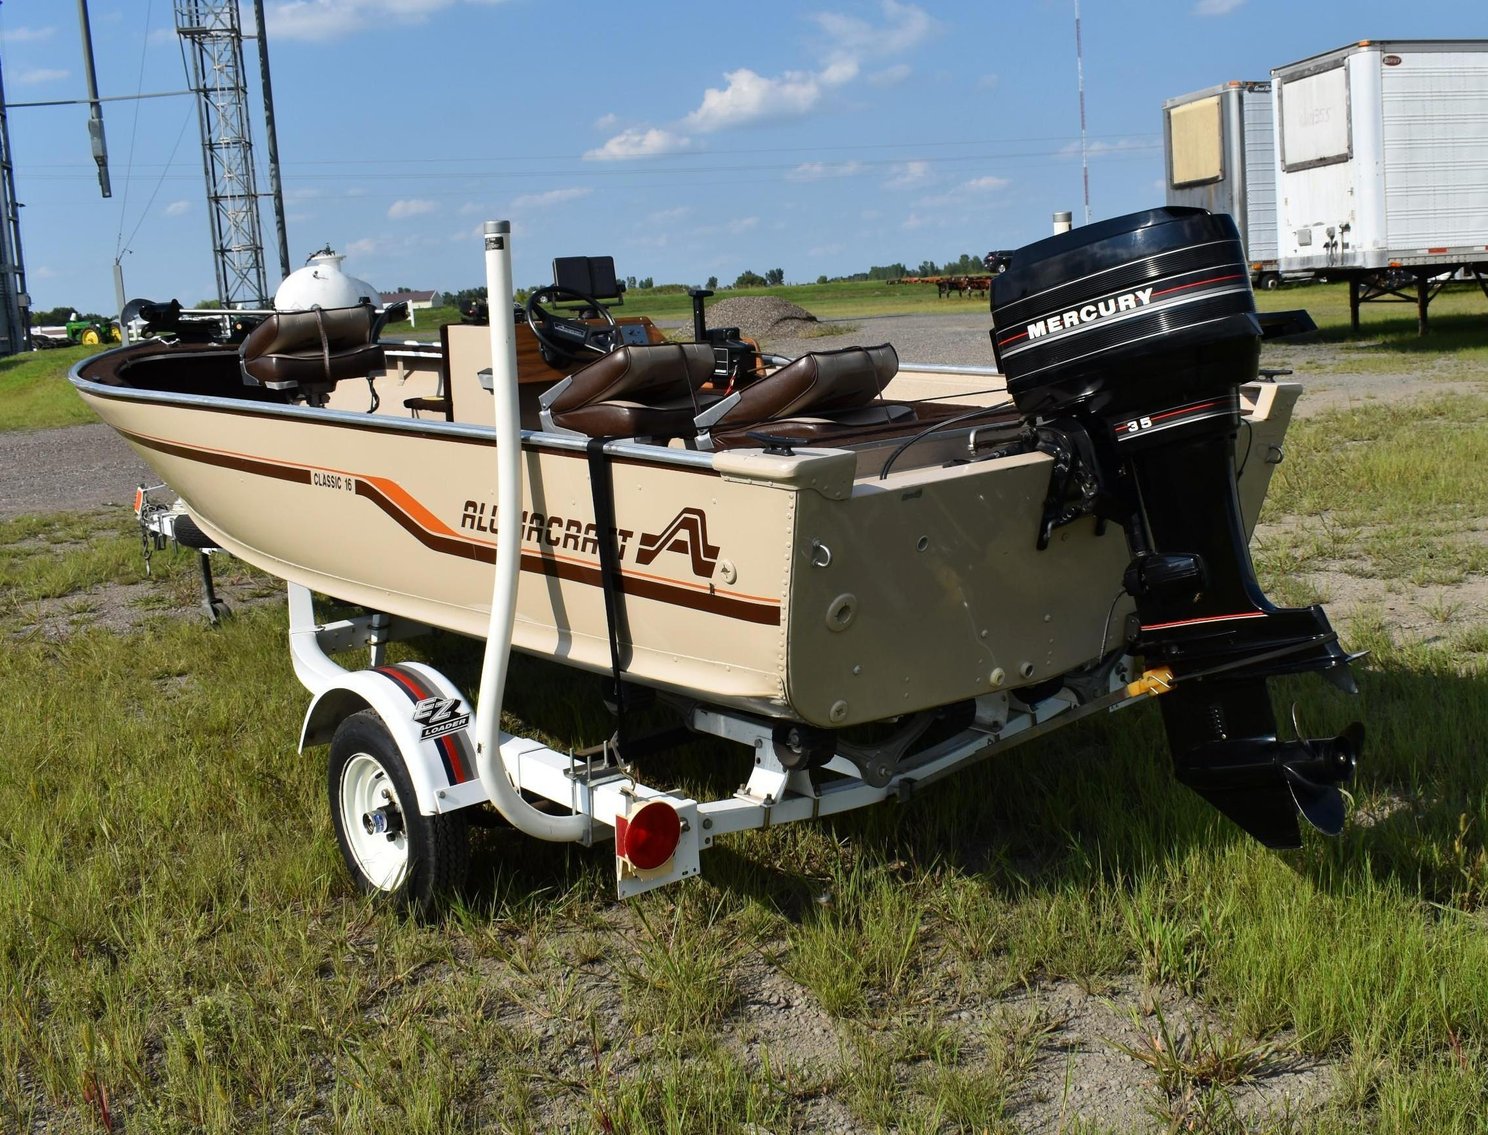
left=1, top=0, right=1482, bottom=312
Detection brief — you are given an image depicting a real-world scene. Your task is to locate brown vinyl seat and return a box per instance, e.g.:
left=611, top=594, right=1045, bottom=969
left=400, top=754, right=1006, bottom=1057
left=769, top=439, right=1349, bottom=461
left=239, top=304, right=384, bottom=402
left=694, top=343, right=902, bottom=447
left=538, top=342, right=717, bottom=438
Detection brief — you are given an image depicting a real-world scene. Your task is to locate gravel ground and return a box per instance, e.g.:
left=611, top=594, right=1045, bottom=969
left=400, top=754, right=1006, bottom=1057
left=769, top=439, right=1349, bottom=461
left=765, top=311, right=1000, bottom=367
left=0, top=421, right=159, bottom=520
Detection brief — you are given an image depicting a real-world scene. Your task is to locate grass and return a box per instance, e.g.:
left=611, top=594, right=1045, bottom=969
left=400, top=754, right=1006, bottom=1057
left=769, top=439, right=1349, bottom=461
left=5, top=516, right=1488, bottom=1131
left=0, top=345, right=104, bottom=431
left=6, top=300, right=1488, bottom=1129
left=1252, top=395, right=1488, bottom=587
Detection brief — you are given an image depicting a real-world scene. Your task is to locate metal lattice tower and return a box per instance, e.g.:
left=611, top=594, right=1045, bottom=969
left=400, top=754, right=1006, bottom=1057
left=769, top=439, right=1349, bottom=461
left=174, top=0, right=269, bottom=307
left=0, top=46, right=29, bottom=355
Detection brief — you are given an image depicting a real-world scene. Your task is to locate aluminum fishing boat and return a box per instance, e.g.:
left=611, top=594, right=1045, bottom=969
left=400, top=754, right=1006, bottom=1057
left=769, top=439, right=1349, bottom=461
left=71, top=208, right=1362, bottom=906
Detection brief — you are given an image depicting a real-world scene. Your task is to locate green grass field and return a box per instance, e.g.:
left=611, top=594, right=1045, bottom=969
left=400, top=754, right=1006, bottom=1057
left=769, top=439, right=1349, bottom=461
left=4, top=350, right=1488, bottom=1129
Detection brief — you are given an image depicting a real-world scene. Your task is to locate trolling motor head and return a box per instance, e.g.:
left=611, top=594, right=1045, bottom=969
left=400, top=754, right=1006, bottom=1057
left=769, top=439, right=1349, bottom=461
left=991, top=207, right=1363, bottom=849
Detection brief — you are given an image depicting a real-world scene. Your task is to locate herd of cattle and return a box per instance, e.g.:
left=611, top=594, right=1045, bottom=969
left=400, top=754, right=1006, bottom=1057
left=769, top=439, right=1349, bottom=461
left=894, top=249, right=1014, bottom=299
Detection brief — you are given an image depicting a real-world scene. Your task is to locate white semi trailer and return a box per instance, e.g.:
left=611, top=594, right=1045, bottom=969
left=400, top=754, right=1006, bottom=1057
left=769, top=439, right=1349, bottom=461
left=1162, top=81, right=1287, bottom=290
left=1271, top=39, right=1488, bottom=333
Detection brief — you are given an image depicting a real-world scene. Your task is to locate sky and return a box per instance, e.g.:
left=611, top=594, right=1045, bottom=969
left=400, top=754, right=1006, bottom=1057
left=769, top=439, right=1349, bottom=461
left=0, top=0, right=1483, bottom=313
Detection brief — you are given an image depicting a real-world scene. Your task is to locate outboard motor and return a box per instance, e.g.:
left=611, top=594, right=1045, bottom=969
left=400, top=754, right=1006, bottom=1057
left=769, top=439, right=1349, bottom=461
left=991, top=207, right=1362, bottom=849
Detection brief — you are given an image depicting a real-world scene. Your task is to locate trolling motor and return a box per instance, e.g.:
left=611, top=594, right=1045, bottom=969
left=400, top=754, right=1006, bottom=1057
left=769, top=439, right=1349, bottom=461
left=991, top=207, right=1363, bottom=849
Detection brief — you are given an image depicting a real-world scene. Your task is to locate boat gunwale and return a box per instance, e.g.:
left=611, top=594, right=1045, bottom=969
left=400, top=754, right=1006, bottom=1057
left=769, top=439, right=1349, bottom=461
left=67, top=346, right=720, bottom=470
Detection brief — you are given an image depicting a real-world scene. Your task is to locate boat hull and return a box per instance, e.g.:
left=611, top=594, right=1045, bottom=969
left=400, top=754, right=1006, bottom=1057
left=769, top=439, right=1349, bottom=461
left=72, top=348, right=1296, bottom=729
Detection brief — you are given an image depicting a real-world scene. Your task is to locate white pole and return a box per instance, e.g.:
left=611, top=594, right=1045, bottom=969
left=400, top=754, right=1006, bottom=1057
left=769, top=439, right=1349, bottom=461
left=113, top=258, right=129, bottom=345
left=1075, top=0, right=1091, bottom=225
left=474, top=220, right=587, bottom=841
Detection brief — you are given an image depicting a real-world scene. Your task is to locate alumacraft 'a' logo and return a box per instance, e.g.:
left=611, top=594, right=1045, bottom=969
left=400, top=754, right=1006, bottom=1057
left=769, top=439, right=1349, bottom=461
left=1025, top=285, right=1154, bottom=341
left=636, top=507, right=720, bottom=578
left=411, top=695, right=471, bottom=741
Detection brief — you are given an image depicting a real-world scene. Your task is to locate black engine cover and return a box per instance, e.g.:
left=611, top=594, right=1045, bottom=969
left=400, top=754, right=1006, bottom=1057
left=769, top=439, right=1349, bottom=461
left=991, top=207, right=1260, bottom=424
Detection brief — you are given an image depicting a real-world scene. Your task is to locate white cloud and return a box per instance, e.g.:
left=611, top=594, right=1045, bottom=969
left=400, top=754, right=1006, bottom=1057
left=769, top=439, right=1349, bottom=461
left=787, top=160, right=864, bottom=182
left=586, top=2, right=932, bottom=159
left=265, top=0, right=510, bottom=43
left=0, top=26, right=55, bottom=44
left=31, top=265, right=60, bottom=280
left=1194, top=0, right=1244, bottom=13
left=593, top=113, right=619, bottom=131
left=868, top=63, right=911, bottom=88
left=647, top=206, right=692, bottom=224
left=17, top=68, right=68, bottom=85
left=915, top=175, right=1011, bottom=209
left=510, top=186, right=592, bottom=209
left=584, top=127, right=691, bottom=160
left=387, top=199, right=437, bottom=219
left=345, top=238, right=378, bottom=256
left=884, top=160, right=932, bottom=189
left=165, top=200, right=192, bottom=217
left=1058, top=137, right=1158, bottom=159
left=977, top=73, right=999, bottom=91
left=683, top=68, right=827, bottom=133
left=903, top=212, right=930, bottom=230
left=727, top=217, right=759, bottom=235
left=813, top=1, right=935, bottom=65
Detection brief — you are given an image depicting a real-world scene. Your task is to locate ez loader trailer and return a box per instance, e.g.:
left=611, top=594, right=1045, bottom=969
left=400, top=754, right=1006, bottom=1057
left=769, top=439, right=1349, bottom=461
left=1163, top=81, right=1286, bottom=290
left=1271, top=39, right=1488, bottom=334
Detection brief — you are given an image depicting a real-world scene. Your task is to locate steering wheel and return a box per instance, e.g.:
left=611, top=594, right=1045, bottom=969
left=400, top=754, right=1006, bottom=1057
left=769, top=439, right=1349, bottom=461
left=524, top=285, right=621, bottom=367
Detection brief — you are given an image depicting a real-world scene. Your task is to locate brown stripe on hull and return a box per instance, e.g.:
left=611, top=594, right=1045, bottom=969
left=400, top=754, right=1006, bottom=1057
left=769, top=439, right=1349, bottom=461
left=122, top=429, right=782, bottom=626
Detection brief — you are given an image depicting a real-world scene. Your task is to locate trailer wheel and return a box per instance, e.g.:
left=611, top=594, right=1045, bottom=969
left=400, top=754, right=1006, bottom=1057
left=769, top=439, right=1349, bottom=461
left=1258, top=273, right=1281, bottom=291
left=328, top=709, right=469, bottom=912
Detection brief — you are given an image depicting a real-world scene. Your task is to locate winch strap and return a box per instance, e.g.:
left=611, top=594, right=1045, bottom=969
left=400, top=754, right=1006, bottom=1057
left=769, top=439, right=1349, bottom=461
left=585, top=437, right=631, bottom=754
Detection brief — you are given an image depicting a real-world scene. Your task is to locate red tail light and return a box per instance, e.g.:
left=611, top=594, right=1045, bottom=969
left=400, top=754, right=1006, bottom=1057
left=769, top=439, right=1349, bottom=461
left=615, top=800, right=681, bottom=871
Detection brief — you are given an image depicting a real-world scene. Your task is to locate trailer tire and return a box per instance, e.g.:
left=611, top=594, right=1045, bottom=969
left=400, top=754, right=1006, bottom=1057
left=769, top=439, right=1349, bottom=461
left=328, top=709, right=469, bottom=914
left=1258, top=273, right=1281, bottom=291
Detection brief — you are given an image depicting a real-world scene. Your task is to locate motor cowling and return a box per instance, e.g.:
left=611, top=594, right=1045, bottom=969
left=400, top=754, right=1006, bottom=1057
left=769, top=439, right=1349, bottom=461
left=991, top=207, right=1362, bottom=849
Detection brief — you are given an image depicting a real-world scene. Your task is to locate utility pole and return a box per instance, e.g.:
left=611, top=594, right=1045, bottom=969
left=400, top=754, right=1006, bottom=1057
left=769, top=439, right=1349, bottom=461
left=251, top=0, right=291, bottom=284
left=77, top=0, right=112, bottom=197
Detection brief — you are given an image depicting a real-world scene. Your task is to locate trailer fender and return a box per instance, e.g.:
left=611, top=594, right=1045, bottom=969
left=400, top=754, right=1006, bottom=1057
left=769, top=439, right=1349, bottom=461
left=299, top=661, right=490, bottom=815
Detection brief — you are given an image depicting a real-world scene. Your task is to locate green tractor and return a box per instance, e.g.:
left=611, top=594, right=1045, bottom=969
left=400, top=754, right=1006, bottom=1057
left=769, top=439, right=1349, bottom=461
left=32, top=313, right=123, bottom=349
left=65, top=316, right=122, bottom=346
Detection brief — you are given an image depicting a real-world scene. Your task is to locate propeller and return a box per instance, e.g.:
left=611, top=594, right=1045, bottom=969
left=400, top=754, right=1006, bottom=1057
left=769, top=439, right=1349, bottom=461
left=1280, top=706, right=1363, bottom=836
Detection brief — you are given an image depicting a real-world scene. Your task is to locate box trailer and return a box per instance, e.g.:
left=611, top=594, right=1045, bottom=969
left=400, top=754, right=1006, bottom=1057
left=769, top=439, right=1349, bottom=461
left=1271, top=39, right=1488, bottom=331
left=1163, top=81, right=1289, bottom=289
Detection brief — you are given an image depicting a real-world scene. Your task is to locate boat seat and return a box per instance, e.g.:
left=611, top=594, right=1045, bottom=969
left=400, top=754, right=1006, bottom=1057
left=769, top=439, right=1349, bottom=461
left=539, top=342, right=717, bottom=438
left=708, top=399, right=1003, bottom=452
left=694, top=343, right=901, bottom=447
left=239, top=304, right=384, bottom=400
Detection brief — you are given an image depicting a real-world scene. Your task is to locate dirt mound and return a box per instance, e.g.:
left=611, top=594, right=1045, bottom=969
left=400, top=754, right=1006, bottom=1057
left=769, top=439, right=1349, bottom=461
left=704, top=296, right=819, bottom=339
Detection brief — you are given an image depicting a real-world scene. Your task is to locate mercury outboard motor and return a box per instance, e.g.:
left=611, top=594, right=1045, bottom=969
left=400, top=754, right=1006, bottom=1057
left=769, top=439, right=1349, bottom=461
left=991, top=207, right=1362, bottom=849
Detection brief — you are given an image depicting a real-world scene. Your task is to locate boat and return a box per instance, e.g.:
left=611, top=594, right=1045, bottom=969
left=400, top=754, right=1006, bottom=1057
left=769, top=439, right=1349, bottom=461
left=71, top=207, right=1362, bottom=907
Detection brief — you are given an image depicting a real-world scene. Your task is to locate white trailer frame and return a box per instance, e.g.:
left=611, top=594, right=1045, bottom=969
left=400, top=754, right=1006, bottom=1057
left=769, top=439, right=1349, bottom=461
left=286, top=579, right=1159, bottom=899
